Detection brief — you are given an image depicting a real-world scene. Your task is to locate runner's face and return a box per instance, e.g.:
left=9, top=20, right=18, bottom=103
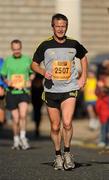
left=52, top=19, right=67, bottom=41
left=11, top=43, right=22, bottom=58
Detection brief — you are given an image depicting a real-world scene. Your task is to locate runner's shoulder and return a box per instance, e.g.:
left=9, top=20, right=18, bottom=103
left=40, top=36, right=54, bottom=45
left=37, top=36, right=54, bottom=49
left=66, top=36, right=79, bottom=43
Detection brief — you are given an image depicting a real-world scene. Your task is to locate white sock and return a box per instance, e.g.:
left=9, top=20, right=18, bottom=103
left=20, top=130, right=26, bottom=139
left=14, top=135, right=19, bottom=143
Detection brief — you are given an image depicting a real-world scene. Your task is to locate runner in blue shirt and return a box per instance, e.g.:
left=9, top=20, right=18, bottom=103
left=0, top=57, right=7, bottom=124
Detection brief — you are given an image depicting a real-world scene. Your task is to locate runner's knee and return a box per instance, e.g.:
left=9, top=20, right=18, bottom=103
left=20, top=114, right=26, bottom=120
left=63, top=122, right=72, bottom=130
left=51, top=124, right=60, bottom=134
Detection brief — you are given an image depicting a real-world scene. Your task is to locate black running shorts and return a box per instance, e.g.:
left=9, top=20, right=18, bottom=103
left=6, top=91, right=31, bottom=110
left=42, top=90, right=78, bottom=109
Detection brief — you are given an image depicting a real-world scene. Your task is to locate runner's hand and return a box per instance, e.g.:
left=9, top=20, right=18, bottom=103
left=44, top=71, right=52, bottom=80
left=78, top=76, right=86, bottom=89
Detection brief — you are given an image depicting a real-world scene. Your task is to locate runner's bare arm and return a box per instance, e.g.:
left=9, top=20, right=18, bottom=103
left=1, top=75, right=12, bottom=87
left=31, top=61, right=52, bottom=79
left=78, top=56, right=88, bottom=88
left=31, top=62, right=45, bottom=76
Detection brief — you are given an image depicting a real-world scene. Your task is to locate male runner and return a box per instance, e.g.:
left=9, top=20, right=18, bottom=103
left=31, top=13, right=88, bottom=170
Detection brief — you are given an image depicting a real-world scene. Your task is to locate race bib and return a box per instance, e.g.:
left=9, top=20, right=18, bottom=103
left=52, top=60, right=71, bottom=80
left=11, top=74, right=25, bottom=88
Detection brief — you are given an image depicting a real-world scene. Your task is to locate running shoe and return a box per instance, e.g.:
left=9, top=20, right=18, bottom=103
left=20, top=137, right=30, bottom=150
left=63, top=152, right=75, bottom=170
left=53, top=155, right=64, bottom=170
left=12, top=141, right=21, bottom=150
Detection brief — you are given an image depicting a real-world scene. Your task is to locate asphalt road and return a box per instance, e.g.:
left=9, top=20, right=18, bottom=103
left=0, top=128, right=109, bottom=180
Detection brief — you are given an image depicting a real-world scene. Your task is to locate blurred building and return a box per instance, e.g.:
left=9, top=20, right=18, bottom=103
left=0, top=0, right=109, bottom=61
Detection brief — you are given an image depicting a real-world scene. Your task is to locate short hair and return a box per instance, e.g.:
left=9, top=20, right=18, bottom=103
left=11, top=39, right=22, bottom=47
left=51, top=13, right=68, bottom=27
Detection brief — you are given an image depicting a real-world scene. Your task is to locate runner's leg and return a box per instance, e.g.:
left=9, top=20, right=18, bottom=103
left=61, top=97, right=76, bottom=148
left=47, top=107, right=61, bottom=151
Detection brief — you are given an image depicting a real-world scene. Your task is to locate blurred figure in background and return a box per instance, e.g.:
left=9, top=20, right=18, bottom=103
left=84, top=67, right=99, bottom=130
left=95, top=60, right=109, bottom=148
left=1, top=39, right=33, bottom=150
left=74, top=59, right=87, bottom=119
left=31, top=73, right=44, bottom=137
left=0, top=57, right=7, bottom=128
left=74, top=90, right=86, bottom=119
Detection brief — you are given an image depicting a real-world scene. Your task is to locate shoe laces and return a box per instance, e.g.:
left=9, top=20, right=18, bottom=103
left=21, top=137, right=29, bottom=146
left=14, top=140, right=20, bottom=147
left=64, top=152, right=73, bottom=164
left=55, top=155, right=63, bottom=166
